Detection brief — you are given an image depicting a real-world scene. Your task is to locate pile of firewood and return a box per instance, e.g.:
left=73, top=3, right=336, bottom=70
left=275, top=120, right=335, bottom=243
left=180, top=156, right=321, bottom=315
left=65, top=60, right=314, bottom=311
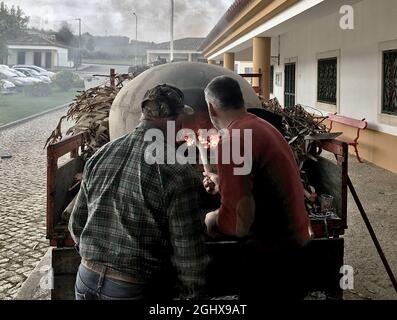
left=261, top=97, right=344, bottom=217
left=45, top=74, right=133, bottom=158
left=261, top=97, right=330, bottom=169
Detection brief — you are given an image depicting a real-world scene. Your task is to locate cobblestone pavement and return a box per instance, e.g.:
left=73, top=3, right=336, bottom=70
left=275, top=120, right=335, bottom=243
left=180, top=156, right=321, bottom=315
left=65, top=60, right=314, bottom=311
left=1, top=108, right=397, bottom=300
left=343, top=157, right=397, bottom=300
left=0, top=108, right=70, bottom=300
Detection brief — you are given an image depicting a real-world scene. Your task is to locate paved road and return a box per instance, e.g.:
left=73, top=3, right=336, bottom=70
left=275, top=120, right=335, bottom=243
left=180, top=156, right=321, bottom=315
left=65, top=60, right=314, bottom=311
left=0, top=108, right=70, bottom=299
left=76, top=63, right=130, bottom=90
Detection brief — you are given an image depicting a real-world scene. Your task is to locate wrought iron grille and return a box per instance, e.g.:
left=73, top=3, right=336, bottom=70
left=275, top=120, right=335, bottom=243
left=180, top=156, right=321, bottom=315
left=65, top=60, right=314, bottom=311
left=284, top=63, right=296, bottom=108
left=317, top=58, right=337, bottom=104
left=383, top=50, right=397, bottom=115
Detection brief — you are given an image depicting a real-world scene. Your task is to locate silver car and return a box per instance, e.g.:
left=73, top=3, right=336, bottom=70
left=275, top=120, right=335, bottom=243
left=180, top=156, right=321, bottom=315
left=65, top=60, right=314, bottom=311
left=14, top=68, right=52, bottom=84
left=0, top=79, right=16, bottom=94
left=0, top=69, right=30, bottom=87
left=12, top=69, right=43, bottom=84
left=12, top=65, right=56, bottom=78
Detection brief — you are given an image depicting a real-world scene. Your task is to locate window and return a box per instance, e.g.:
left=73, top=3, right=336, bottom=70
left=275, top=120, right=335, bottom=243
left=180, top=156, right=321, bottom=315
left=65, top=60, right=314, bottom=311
left=317, top=57, right=337, bottom=104
left=382, top=49, right=397, bottom=115
left=285, top=63, right=296, bottom=108
left=17, top=51, right=26, bottom=65
left=244, top=67, right=253, bottom=74
left=270, top=65, right=274, bottom=94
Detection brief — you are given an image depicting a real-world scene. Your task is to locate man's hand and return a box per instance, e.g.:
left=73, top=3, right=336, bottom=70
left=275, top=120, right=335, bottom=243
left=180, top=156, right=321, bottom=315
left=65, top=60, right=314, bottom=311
left=203, top=172, right=219, bottom=195
left=205, top=210, right=223, bottom=239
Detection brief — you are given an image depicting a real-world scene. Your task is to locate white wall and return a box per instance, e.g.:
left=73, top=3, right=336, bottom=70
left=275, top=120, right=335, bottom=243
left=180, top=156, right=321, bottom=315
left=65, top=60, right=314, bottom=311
left=26, top=51, right=34, bottom=65
left=7, top=50, right=34, bottom=66
left=270, top=0, right=397, bottom=136
left=7, top=50, right=17, bottom=65
left=235, top=61, right=253, bottom=74
left=57, top=48, right=69, bottom=67
left=147, top=50, right=206, bottom=64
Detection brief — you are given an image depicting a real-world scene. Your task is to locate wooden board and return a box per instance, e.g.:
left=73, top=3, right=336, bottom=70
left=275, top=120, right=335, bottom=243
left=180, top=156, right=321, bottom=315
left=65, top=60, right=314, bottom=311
left=51, top=248, right=81, bottom=300
left=53, top=158, right=84, bottom=227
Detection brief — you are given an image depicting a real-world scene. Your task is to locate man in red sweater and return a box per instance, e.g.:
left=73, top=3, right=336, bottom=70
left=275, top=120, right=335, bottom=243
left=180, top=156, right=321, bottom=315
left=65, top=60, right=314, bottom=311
left=203, top=76, right=312, bottom=300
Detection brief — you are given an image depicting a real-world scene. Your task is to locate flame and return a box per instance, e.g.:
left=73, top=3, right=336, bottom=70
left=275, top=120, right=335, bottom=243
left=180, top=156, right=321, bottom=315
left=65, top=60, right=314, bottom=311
left=185, top=136, right=196, bottom=147
left=209, top=135, right=220, bottom=148
left=182, top=129, right=220, bottom=149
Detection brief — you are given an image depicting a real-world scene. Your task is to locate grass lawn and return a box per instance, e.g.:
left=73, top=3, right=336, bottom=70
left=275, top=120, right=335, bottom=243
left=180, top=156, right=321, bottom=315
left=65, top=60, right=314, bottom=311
left=0, top=89, right=79, bottom=126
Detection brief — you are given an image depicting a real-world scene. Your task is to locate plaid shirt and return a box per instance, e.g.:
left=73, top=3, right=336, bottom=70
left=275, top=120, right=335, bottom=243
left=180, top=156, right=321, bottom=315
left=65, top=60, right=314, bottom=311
left=69, top=121, right=209, bottom=297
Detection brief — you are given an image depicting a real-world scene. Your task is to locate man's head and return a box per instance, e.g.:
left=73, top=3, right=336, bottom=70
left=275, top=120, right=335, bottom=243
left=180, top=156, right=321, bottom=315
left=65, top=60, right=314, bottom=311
left=204, top=76, right=246, bottom=130
left=142, top=84, right=194, bottom=122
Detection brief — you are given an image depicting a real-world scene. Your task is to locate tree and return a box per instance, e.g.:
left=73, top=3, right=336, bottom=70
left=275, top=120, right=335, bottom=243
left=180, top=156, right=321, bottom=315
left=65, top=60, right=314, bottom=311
left=0, top=3, right=29, bottom=37
left=82, top=32, right=95, bottom=52
left=56, top=23, right=76, bottom=47
left=0, top=2, right=29, bottom=63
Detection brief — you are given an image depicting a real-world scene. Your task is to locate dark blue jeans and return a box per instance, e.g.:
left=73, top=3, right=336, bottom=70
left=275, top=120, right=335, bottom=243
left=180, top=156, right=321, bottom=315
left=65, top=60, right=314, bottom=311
left=75, top=264, right=147, bottom=300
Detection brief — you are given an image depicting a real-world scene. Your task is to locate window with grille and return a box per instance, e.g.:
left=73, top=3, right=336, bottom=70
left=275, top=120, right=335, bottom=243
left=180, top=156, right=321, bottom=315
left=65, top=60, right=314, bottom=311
left=284, top=63, right=296, bottom=109
left=317, top=57, right=337, bottom=104
left=382, top=50, right=397, bottom=116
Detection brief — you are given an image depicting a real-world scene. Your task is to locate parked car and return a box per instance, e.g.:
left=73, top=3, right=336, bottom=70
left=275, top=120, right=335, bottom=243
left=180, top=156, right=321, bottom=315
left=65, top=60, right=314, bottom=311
left=14, top=68, right=52, bottom=84
left=12, top=69, right=43, bottom=84
left=0, top=65, right=17, bottom=72
left=1, top=66, right=37, bottom=85
left=12, top=65, right=56, bottom=78
left=0, top=79, right=16, bottom=94
left=0, top=69, right=30, bottom=88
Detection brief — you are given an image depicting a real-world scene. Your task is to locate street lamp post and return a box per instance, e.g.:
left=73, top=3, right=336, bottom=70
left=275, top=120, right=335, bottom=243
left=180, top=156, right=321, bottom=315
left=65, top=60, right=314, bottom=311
left=71, top=18, right=81, bottom=70
left=77, top=18, right=81, bottom=68
left=132, top=12, right=138, bottom=66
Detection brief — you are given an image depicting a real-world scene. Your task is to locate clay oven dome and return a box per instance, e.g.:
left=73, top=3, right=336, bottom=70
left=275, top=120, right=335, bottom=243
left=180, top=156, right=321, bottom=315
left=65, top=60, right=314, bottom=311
left=110, top=62, right=262, bottom=140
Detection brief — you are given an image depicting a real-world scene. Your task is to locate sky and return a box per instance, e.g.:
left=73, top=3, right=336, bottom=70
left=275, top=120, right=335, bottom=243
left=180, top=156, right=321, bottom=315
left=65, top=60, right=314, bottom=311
left=5, top=0, right=235, bottom=43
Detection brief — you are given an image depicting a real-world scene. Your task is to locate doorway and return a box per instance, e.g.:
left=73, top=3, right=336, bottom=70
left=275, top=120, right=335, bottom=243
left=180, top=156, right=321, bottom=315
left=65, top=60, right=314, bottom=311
left=17, top=51, right=26, bottom=65
left=34, top=52, right=42, bottom=67
left=45, top=52, right=52, bottom=69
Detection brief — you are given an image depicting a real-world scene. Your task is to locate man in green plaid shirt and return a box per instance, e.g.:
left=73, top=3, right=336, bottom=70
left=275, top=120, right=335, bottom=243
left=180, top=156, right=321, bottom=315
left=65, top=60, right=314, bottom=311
left=69, top=84, right=209, bottom=300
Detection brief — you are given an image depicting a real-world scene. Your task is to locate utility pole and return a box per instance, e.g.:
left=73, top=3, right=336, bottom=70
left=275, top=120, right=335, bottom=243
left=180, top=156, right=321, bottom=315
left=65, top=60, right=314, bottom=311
left=133, top=12, right=138, bottom=66
left=170, top=0, right=174, bottom=62
left=78, top=18, right=82, bottom=68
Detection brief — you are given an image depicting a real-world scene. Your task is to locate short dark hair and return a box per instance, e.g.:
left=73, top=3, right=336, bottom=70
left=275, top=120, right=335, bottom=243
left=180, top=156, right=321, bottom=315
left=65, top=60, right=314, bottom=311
left=204, top=76, right=245, bottom=110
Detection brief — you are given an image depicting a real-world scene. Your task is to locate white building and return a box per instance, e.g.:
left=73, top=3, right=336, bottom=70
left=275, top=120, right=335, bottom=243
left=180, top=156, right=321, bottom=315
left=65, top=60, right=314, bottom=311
left=147, top=38, right=207, bottom=65
left=201, top=0, right=397, bottom=174
left=7, top=31, right=71, bottom=69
